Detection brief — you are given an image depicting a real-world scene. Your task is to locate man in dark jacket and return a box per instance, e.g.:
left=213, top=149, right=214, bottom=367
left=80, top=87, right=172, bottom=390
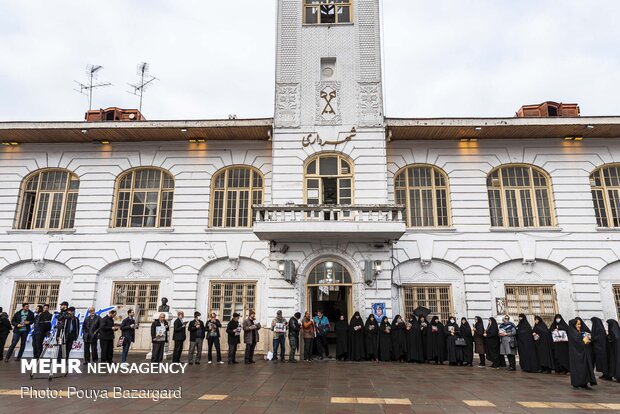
left=0, top=312, right=12, bottom=361
left=226, top=312, right=241, bottom=364
left=32, top=304, right=52, bottom=359
left=187, top=311, right=206, bottom=365
left=120, top=309, right=137, bottom=363
left=288, top=312, right=301, bottom=362
left=243, top=310, right=261, bottom=364
left=5, top=303, right=35, bottom=362
left=82, top=307, right=101, bottom=364
left=57, top=307, right=79, bottom=362
left=98, top=310, right=118, bottom=363
left=172, top=311, right=187, bottom=363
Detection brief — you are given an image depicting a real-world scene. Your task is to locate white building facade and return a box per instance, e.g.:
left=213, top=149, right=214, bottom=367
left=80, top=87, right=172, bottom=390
left=1, top=0, right=620, bottom=351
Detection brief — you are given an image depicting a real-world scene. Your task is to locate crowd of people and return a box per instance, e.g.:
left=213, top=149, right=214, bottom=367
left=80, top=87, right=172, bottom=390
left=1, top=302, right=620, bottom=390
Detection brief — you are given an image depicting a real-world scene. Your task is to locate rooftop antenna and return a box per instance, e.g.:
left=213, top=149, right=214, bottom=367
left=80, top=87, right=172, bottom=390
left=74, top=64, right=112, bottom=111
left=128, top=62, right=158, bottom=113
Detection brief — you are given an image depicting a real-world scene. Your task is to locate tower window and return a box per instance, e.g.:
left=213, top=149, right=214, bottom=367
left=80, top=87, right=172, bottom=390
left=304, top=0, right=351, bottom=25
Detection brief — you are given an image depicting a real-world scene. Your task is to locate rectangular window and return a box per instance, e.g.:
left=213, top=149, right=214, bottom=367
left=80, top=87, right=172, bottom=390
left=505, top=284, right=558, bottom=324
left=111, top=282, right=160, bottom=322
left=304, top=0, right=352, bottom=25
left=614, top=285, right=620, bottom=319
left=402, top=285, right=453, bottom=323
left=209, top=281, right=256, bottom=323
left=12, top=281, right=60, bottom=313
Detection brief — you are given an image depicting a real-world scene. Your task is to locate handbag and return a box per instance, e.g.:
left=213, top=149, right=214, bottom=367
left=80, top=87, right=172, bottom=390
left=509, top=338, right=517, bottom=349
left=455, top=337, right=467, bottom=347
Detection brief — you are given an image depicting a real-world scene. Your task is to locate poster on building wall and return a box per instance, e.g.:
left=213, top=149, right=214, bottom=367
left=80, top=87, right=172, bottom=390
left=495, top=298, right=506, bottom=316
left=371, top=303, right=386, bottom=322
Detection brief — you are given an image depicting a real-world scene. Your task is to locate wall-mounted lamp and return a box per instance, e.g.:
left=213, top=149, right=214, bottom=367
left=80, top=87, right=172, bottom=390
left=460, top=138, right=478, bottom=142
left=81, top=129, right=88, bottom=134
left=564, top=136, right=584, bottom=141
left=278, top=260, right=296, bottom=284
left=586, top=125, right=595, bottom=129
left=1, top=141, right=20, bottom=146
left=189, top=138, right=206, bottom=143
left=474, top=127, right=483, bottom=131
left=181, top=128, right=188, bottom=133
left=93, top=140, right=110, bottom=145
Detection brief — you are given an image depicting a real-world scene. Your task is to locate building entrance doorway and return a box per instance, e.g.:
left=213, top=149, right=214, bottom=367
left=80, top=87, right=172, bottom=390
left=306, top=261, right=352, bottom=358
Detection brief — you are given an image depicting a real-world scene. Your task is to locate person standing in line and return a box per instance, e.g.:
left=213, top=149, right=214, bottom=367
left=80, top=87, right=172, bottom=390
left=499, top=315, right=517, bottom=371
left=243, top=310, right=261, bottom=364
left=207, top=312, right=224, bottom=364
left=99, top=310, right=118, bottom=364
left=607, top=319, right=620, bottom=382
left=187, top=311, right=206, bottom=365
left=568, top=317, right=597, bottom=389
left=590, top=317, right=612, bottom=380
left=120, top=309, right=137, bottom=363
left=31, top=305, right=46, bottom=360
left=288, top=312, right=301, bottom=362
left=460, top=317, right=474, bottom=367
left=473, top=316, right=486, bottom=367
left=378, top=316, right=392, bottom=362
left=226, top=312, right=241, bottom=364
left=516, top=314, right=539, bottom=373
left=151, top=313, right=169, bottom=363
left=391, top=315, right=407, bottom=362
left=418, top=315, right=429, bottom=362
left=532, top=315, right=555, bottom=374
left=365, top=314, right=379, bottom=361
left=172, top=311, right=187, bottom=363
left=485, top=317, right=501, bottom=368
left=57, top=306, right=79, bottom=363
left=549, top=314, right=570, bottom=374
left=5, top=303, right=35, bottom=362
left=302, top=311, right=315, bottom=362
left=271, top=310, right=288, bottom=362
left=426, top=316, right=445, bottom=365
left=335, top=314, right=349, bottom=361
left=313, top=310, right=330, bottom=359
left=82, top=307, right=101, bottom=364
left=445, top=316, right=462, bottom=366
left=348, top=312, right=365, bottom=362
left=0, top=312, right=11, bottom=361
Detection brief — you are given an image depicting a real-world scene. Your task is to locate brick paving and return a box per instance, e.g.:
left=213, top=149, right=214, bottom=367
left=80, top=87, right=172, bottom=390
left=1, top=355, right=619, bottom=414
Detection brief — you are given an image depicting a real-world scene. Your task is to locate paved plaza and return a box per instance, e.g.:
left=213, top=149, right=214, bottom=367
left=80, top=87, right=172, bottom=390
left=1, top=355, right=619, bottom=414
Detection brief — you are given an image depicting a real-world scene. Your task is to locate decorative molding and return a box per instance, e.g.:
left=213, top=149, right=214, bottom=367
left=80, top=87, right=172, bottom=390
left=126, top=259, right=149, bottom=279
left=522, top=259, right=536, bottom=274
left=357, top=82, right=382, bottom=127
left=275, top=83, right=300, bottom=128
left=27, top=259, right=52, bottom=279
left=420, top=259, right=432, bottom=273
left=316, top=81, right=341, bottom=125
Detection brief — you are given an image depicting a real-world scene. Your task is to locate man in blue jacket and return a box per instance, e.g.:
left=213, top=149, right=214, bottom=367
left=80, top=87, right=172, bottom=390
left=5, top=303, right=35, bottom=362
left=313, top=310, right=330, bottom=359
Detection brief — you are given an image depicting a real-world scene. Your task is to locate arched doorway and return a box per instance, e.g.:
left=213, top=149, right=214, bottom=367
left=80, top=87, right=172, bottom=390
left=306, top=260, right=353, bottom=355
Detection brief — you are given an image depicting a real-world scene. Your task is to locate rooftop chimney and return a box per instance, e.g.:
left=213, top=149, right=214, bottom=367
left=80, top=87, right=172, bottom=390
left=516, top=102, right=580, bottom=118
left=85, top=107, right=145, bottom=122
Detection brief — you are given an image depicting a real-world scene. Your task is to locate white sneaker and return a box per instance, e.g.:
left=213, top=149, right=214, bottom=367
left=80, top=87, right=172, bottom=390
left=218, top=361, right=224, bottom=364
left=208, top=361, right=212, bottom=364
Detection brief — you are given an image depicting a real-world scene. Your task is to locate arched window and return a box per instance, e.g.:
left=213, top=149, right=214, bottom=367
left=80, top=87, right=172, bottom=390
left=16, top=169, right=79, bottom=230
left=394, top=165, right=450, bottom=227
left=210, top=166, right=263, bottom=228
left=307, top=261, right=352, bottom=285
left=487, top=165, right=555, bottom=228
left=113, top=168, right=174, bottom=228
left=305, top=153, right=353, bottom=205
left=590, top=164, right=620, bottom=228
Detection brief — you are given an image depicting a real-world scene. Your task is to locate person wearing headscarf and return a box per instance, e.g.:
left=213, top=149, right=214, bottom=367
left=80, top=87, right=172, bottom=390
left=391, top=315, right=407, bottom=362
left=364, top=314, right=379, bottom=361
left=405, top=315, right=423, bottom=363
left=567, top=318, right=597, bottom=389
left=378, top=316, right=392, bottom=362
left=473, top=316, right=486, bottom=367
left=532, top=315, right=555, bottom=374
left=549, top=314, right=570, bottom=374
left=335, top=315, right=349, bottom=361
left=607, top=319, right=620, bottom=382
left=485, top=317, right=500, bottom=368
left=445, top=316, right=462, bottom=366
left=418, top=315, right=429, bottom=362
left=426, top=316, right=445, bottom=364
left=348, top=312, right=365, bottom=361
left=499, top=315, right=517, bottom=371
left=0, top=312, right=11, bottom=361
left=460, top=317, right=474, bottom=366
left=590, top=317, right=611, bottom=380
left=516, top=314, right=539, bottom=373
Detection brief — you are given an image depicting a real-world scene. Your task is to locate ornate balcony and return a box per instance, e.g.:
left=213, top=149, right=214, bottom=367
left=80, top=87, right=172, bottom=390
left=253, top=204, right=406, bottom=242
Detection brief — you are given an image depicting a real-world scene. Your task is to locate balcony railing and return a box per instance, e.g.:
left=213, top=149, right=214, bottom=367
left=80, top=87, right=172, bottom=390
left=254, top=204, right=405, bottom=223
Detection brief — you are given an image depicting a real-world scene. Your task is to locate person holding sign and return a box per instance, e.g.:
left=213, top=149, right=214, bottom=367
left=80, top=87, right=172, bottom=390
left=151, top=313, right=169, bottom=363
left=271, top=310, right=288, bottom=362
left=226, top=312, right=242, bottom=364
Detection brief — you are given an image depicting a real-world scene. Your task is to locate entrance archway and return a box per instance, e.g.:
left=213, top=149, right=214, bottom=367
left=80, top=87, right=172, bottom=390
left=306, top=260, right=353, bottom=357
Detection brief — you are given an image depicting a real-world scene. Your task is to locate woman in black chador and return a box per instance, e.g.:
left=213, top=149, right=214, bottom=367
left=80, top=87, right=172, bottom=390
left=364, top=314, right=379, bottom=361
left=485, top=317, right=501, bottom=368
left=378, top=316, right=392, bottom=362
left=426, top=316, right=445, bottom=364
left=460, top=317, right=474, bottom=366
left=473, top=316, right=486, bottom=367
left=405, top=315, right=423, bottom=363
left=590, top=317, right=612, bottom=380
left=445, top=316, right=462, bottom=366
left=418, top=315, right=429, bottom=362
left=607, top=319, right=620, bottom=382
left=335, top=315, right=349, bottom=361
left=549, top=314, right=570, bottom=374
left=348, top=312, right=365, bottom=361
left=516, top=314, right=540, bottom=373
left=391, top=315, right=407, bottom=362
left=532, top=315, right=555, bottom=374
left=567, top=318, right=597, bottom=389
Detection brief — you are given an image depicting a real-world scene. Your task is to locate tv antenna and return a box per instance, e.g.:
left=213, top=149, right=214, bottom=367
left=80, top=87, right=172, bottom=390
left=74, top=65, right=112, bottom=111
left=128, top=62, right=158, bottom=112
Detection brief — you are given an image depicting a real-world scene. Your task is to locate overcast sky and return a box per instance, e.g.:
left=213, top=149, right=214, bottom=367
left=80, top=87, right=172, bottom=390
left=1, top=1, right=618, bottom=121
